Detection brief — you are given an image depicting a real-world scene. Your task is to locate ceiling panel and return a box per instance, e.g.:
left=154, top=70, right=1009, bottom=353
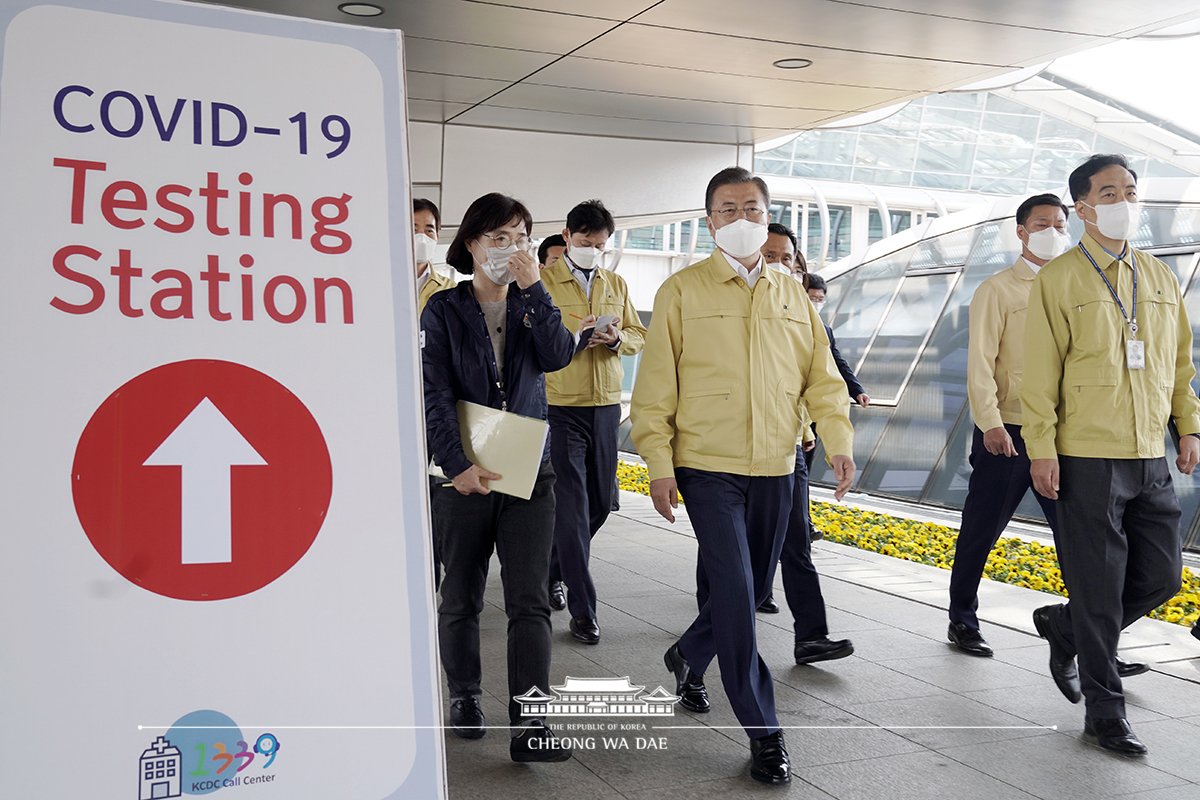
left=571, top=24, right=995, bottom=90
left=377, top=0, right=614, bottom=53
left=535, top=58, right=907, bottom=110
left=402, top=37, right=556, bottom=82
left=191, top=1, right=1200, bottom=146
left=490, top=83, right=835, bottom=130
left=850, top=0, right=1200, bottom=37
left=406, top=71, right=509, bottom=106
left=636, top=0, right=1089, bottom=66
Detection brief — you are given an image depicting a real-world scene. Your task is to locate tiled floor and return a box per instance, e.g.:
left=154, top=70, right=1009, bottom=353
left=441, top=491, right=1200, bottom=799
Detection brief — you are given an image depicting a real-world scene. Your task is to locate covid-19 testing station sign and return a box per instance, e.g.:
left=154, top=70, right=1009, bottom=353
left=0, top=1, right=444, bottom=798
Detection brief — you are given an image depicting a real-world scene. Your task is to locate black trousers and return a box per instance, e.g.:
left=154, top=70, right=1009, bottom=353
left=948, top=423, right=1060, bottom=630
left=434, top=461, right=557, bottom=725
left=1044, top=456, right=1182, bottom=718
left=678, top=468, right=791, bottom=737
left=547, top=404, right=620, bottom=620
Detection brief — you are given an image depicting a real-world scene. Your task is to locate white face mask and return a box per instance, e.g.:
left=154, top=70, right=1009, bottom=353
left=813, top=300, right=825, bottom=314
left=1083, top=200, right=1140, bottom=242
left=413, top=232, right=437, bottom=264
left=567, top=245, right=603, bottom=270
left=712, top=217, right=769, bottom=259
left=764, top=261, right=790, bottom=274
left=476, top=244, right=518, bottom=285
left=1024, top=227, right=1069, bottom=261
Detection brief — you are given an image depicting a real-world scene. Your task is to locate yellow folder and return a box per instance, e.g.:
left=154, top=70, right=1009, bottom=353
left=443, top=401, right=548, bottom=500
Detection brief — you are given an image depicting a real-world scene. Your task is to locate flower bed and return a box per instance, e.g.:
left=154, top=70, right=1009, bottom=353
left=617, top=460, right=1200, bottom=627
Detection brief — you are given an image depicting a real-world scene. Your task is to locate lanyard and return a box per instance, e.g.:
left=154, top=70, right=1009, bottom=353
left=1079, top=242, right=1137, bottom=336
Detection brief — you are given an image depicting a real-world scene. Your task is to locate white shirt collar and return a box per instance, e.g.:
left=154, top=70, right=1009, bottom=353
left=417, top=265, right=431, bottom=293
left=566, top=255, right=597, bottom=297
left=1021, top=256, right=1043, bottom=275
left=720, top=249, right=763, bottom=288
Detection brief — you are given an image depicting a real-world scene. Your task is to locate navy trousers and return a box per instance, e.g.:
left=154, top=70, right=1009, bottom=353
left=677, top=467, right=791, bottom=737
left=548, top=404, right=620, bottom=620
left=779, top=445, right=828, bottom=642
left=948, top=423, right=1060, bottom=630
left=1044, top=456, right=1182, bottom=719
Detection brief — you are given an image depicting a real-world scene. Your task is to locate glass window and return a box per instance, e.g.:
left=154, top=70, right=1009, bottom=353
left=769, top=201, right=793, bottom=230
left=825, top=250, right=909, bottom=367
left=625, top=225, right=665, bottom=251
left=919, top=107, right=980, bottom=143
left=916, top=140, right=976, bottom=174
left=972, top=145, right=1033, bottom=180
left=913, top=171, right=970, bottom=191
left=1145, top=160, right=1197, bottom=179
left=851, top=272, right=956, bottom=401
left=969, top=177, right=1029, bottom=195
left=853, top=167, right=913, bottom=185
left=808, top=205, right=852, bottom=265
left=809, top=408, right=892, bottom=489
left=681, top=218, right=715, bottom=255
left=792, top=129, right=857, bottom=163
left=1029, top=148, right=1084, bottom=184
left=754, top=157, right=791, bottom=176
left=872, top=103, right=924, bottom=138
left=980, top=112, right=1039, bottom=145
left=790, top=161, right=853, bottom=181
left=854, top=134, right=917, bottom=170
left=985, top=94, right=1036, bottom=115
left=910, top=225, right=979, bottom=270
left=1036, top=117, right=1095, bottom=153
left=868, top=210, right=913, bottom=244
left=924, top=92, right=986, bottom=111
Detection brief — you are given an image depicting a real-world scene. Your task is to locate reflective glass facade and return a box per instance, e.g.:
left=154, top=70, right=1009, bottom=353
left=808, top=204, right=1200, bottom=551
left=755, top=92, right=1197, bottom=196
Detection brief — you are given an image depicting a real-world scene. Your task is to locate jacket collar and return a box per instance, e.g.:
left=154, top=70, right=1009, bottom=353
left=1079, top=232, right=1133, bottom=269
left=1011, top=257, right=1037, bottom=281
left=701, top=250, right=778, bottom=288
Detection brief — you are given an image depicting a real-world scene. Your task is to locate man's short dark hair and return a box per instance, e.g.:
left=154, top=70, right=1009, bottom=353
left=1016, top=194, right=1070, bottom=227
left=1068, top=154, right=1138, bottom=203
left=414, top=197, right=441, bottom=229
left=767, top=222, right=798, bottom=254
left=538, top=234, right=566, bottom=266
left=806, top=273, right=827, bottom=292
left=705, top=167, right=770, bottom=214
left=445, top=193, right=533, bottom=274
left=566, top=199, right=615, bottom=237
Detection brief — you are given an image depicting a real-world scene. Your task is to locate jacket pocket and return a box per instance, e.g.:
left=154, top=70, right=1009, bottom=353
left=677, top=380, right=744, bottom=461
left=1062, top=372, right=1130, bottom=443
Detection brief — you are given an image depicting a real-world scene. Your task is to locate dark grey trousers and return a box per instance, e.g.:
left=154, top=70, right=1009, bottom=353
left=434, top=461, right=556, bottom=725
left=1048, top=455, right=1182, bottom=718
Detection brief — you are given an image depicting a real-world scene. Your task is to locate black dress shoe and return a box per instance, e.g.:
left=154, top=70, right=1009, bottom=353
left=664, top=643, right=710, bottom=713
left=1116, top=657, right=1149, bottom=678
left=947, top=622, right=994, bottom=657
left=1083, top=715, right=1148, bottom=757
left=569, top=615, right=600, bottom=644
left=1032, top=605, right=1081, bottom=703
left=810, top=527, right=825, bottom=542
left=749, top=730, right=791, bottom=784
left=757, top=592, right=780, bottom=614
left=1192, top=623, right=1200, bottom=642
left=448, top=697, right=486, bottom=739
left=510, top=721, right=572, bottom=762
left=548, top=581, right=566, bottom=611
left=794, top=636, right=854, bottom=665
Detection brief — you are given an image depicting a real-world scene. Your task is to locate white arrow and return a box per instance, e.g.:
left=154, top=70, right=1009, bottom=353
left=143, top=397, right=267, bottom=565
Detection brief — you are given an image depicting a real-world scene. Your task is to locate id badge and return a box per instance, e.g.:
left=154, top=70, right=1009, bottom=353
left=1127, top=339, right=1146, bottom=370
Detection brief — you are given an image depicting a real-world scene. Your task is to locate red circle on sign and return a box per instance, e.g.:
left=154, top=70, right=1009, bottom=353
left=72, top=360, right=332, bottom=601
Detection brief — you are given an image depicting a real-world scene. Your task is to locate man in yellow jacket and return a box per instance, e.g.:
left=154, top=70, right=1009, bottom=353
left=542, top=200, right=647, bottom=645
left=949, top=194, right=1068, bottom=658
left=415, top=198, right=453, bottom=313
left=1022, top=154, right=1200, bottom=757
left=631, top=167, right=855, bottom=784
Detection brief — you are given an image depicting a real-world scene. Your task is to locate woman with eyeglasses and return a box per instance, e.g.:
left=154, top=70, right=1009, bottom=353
left=420, top=192, right=576, bottom=762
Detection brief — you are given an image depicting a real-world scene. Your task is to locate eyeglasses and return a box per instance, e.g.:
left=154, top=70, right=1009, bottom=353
left=712, top=206, right=765, bottom=223
left=482, top=232, right=532, bottom=251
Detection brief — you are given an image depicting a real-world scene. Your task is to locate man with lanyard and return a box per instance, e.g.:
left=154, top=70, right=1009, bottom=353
left=1022, top=154, right=1200, bottom=756
left=632, top=167, right=854, bottom=784
left=542, top=200, right=646, bottom=644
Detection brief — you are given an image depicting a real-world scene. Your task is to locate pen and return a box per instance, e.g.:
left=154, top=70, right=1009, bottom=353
left=568, top=313, right=583, bottom=320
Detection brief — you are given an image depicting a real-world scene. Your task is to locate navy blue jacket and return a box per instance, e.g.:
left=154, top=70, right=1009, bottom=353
left=827, top=324, right=866, bottom=399
left=421, top=279, right=575, bottom=479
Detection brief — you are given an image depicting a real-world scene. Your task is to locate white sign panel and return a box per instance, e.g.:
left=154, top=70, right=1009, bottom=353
left=0, top=1, right=442, bottom=798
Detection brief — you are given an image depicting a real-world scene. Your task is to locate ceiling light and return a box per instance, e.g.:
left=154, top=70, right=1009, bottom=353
left=338, top=3, right=384, bottom=16
left=772, top=58, right=812, bottom=70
